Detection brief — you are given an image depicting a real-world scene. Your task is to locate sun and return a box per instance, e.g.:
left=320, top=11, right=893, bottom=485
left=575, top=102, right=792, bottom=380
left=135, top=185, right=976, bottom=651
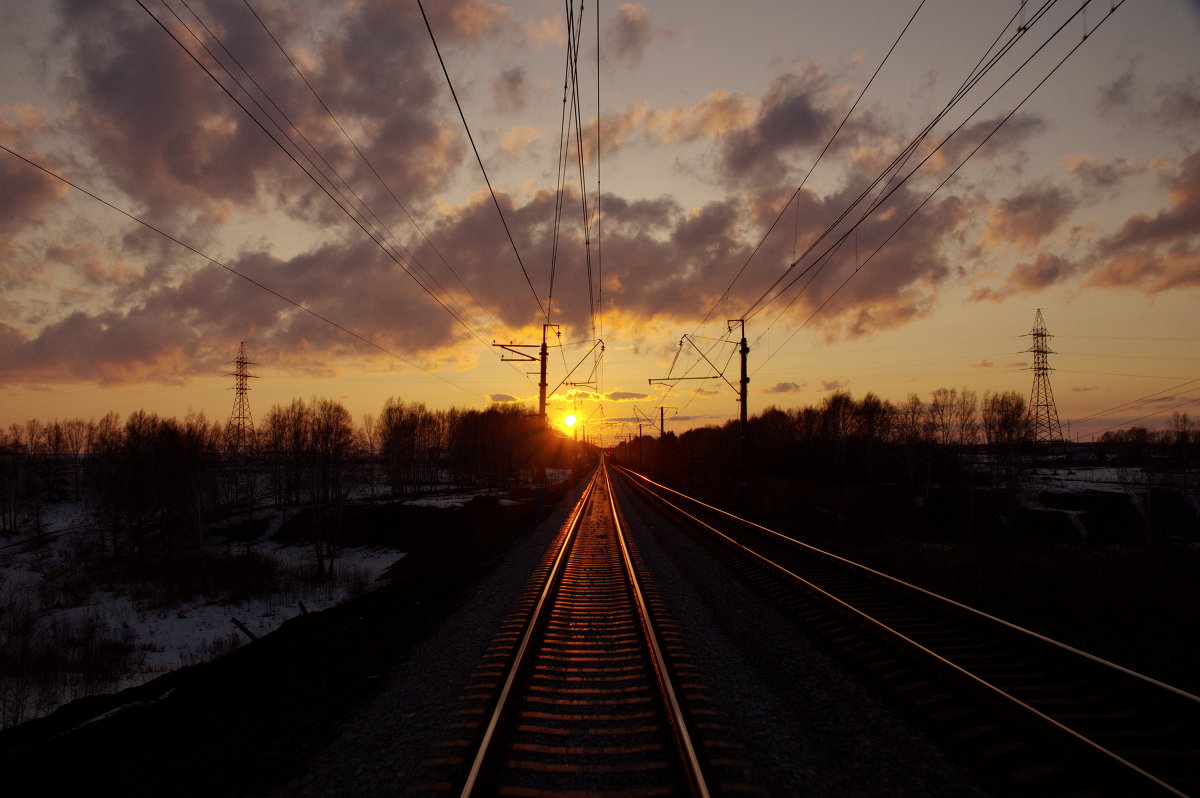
left=564, top=414, right=577, bottom=428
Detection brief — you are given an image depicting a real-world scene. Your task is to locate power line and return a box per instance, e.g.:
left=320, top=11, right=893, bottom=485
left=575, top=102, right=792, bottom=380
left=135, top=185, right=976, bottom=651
left=0, top=142, right=488, bottom=402
left=238, top=0, right=508, bottom=341
left=139, top=0, right=498, bottom=354
left=752, top=0, right=1122, bottom=373
left=416, top=0, right=547, bottom=320
left=695, top=0, right=930, bottom=335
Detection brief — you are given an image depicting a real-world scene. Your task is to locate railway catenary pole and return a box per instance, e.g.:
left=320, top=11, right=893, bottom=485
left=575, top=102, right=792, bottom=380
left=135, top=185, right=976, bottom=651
left=494, top=323, right=559, bottom=513
left=731, top=319, right=748, bottom=514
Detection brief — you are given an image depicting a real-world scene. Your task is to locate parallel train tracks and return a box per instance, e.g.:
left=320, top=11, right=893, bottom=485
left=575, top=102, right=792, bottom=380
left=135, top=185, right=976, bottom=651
left=612, top=463, right=1200, bottom=796
left=450, top=461, right=714, bottom=797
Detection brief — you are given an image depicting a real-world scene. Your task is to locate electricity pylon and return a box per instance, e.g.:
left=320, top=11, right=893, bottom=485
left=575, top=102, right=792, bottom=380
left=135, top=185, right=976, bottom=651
left=226, top=341, right=257, bottom=456
left=1025, top=308, right=1064, bottom=448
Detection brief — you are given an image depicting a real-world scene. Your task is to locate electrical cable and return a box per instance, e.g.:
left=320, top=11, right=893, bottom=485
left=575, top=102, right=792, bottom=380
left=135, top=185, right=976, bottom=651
left=140, top=0, right=497, bottom=354
left=416, top=0, right=547, bottom=321
left=240, top=0, right=509, bottom=340
left=0, top=143, right=488, bottom=401
left=751, top=1, right=1118, bottom=374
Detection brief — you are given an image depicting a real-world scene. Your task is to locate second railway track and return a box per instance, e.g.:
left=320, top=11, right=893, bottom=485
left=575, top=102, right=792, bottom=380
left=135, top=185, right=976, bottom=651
left=612, top=462, right=1200, bottom=797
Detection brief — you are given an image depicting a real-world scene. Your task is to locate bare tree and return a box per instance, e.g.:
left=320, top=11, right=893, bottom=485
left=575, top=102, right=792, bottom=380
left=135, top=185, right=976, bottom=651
left=982, top=391, right=1028, bottom=492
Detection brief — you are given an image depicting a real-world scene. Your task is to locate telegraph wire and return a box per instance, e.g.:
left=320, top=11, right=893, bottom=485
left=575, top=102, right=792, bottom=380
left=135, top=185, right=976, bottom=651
left=139, top=0, right=497, bottom=355
left=167, top=0, right=490, bottom=348
left=238, top=0, right=508, bottom=340
left=750, top=0, right=1116, bottom=374
left=416, top=0, right=547, bottom=321
left=695, top=0, right=930, bottom=335
left=0, top=143, right=489, bottom=402
left=1070, top=379, right=1200, bottom=425
left=1092, top=396, right=1200, bottom=437
left=741, top=0, right=1058, bottom=324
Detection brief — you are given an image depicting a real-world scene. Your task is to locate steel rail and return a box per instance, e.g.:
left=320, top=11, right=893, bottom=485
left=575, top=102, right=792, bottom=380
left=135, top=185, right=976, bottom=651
left=615, top=464, right=1200, bottom=704
left=457, top=470, right=597, bottom=798
left=611, top=464, right=1192, bottom=797
left=604, top=459, right=712, bottom=798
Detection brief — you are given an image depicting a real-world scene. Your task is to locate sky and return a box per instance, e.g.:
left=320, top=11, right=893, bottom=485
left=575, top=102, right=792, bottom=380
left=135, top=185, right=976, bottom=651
left=1, top=0, right=1199, bottom=446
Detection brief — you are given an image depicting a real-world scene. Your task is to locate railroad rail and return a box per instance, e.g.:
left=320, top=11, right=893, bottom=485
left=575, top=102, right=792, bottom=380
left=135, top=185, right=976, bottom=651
left=612, top=463, right=1200, bottom=797
left=454, top=461, right=712, bottom=797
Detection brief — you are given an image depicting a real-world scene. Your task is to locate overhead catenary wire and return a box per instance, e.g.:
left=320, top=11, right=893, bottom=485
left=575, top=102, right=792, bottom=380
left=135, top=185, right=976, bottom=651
left=416, top=0, right=547, bottom=321
left=140, top=0, right=501, bottom=356
left=740, top=0, right=1060, bottom=330
left=693, top=0, right=930, bottom=337
left=657, top=0, right=933, bottom=417
left=239, top=0, right=510, bottom=340
left=743, top=0, right=1061, bottom=326
left=751, top=0, right=1122, bottom=375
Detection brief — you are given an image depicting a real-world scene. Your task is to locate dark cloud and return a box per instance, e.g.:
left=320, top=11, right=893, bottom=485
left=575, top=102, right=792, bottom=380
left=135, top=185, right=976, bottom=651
left=606, top=4, right=668, bottom=68
left=1066, top=155, right=1141, bottom=190
left=54, top=0, right=467, bottom=229
left=717, top=69, right=843, bottom=187
left=1156, top=77, right=1200, bottom=127
left=489, top=393, right=517, bottom=403
left=763, top=381, right=804, bottom=394
left=1086, top=149, right=1200, bottom=294
left=492, top=67, right=528, bottom=113
left=970, top=252, right=1077, bottom=303
left=1098, top=69, right=1136, bottom=114
left=980, top=184, right=1074, bottom=250
left=606, top=391, right=650, bottom=401
left=820, top=379, right=845, bottom=391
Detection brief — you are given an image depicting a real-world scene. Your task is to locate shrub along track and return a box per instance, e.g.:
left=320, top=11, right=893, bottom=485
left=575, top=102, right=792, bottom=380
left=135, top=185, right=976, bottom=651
left=0, top=494, right=555, bottom=798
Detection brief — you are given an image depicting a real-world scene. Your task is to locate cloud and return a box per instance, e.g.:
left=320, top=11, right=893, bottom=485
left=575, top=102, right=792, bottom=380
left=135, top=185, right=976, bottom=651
left=1086, top=148, right=1200, bottom=293
left=488, top=393, right=517, bottom=403
left=1071, top=386, right=1100, bottom=393
left=1062, top=154, right=1142, bottom=190
left=763, top=381, right=804, bottom=394
left=820, top=379, right=846, bottom=391
left=970, top=252, right=1078, bottom=302
left=978, top=184, right=1075, bottom=251
left=55, top=0, right=469, bottom=230
left=970, top=360, right=995, bottom=368
left=1099, top=70, right=1136, bottom=113
left=523, top=16, right=566, bottom=50
left=606, top=4, right=671, bottom=68
left=498, top=125, right=542, bottom=159
left=716, top=67, right=848, bottom=188
left=606, top=391, right=650, bottom=401
left=1155, top=76, right=1200, bottom=127
left=492, top=68, right=529, bottom=114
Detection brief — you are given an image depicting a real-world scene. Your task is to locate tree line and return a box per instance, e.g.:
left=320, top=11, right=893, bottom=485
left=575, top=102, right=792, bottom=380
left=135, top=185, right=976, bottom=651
left=613, top=388, right=1197, bottom=499
left=0, top=397, right=577, bottom=546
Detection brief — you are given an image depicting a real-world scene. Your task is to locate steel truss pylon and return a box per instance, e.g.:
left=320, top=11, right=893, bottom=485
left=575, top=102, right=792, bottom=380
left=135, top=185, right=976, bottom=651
left=226, top=341, right=257, bottom=456
left=1025, top=308, right=1064, bottom=448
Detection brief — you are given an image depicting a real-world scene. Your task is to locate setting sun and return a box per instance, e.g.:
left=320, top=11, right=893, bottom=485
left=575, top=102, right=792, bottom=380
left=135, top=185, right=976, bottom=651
left=564, top=414, right=577, bottom=428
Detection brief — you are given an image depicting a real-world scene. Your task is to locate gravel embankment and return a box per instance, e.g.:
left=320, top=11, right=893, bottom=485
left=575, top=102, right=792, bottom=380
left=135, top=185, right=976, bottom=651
left=612, top=477, right=993, bottom=797
left=0, top=490, right=584, bottom=798
left=269, top=484, right=587, bottom=797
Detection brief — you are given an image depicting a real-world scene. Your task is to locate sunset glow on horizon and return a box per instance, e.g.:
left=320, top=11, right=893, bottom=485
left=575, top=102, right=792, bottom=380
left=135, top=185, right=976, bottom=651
left=2, top=1, right=1198, bottom=445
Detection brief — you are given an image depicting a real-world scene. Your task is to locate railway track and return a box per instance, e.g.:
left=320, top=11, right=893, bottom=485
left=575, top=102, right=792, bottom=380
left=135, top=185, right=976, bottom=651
left=612, top=463, right=1200, bottom=796
left=442, top=461, right=714, bottom=797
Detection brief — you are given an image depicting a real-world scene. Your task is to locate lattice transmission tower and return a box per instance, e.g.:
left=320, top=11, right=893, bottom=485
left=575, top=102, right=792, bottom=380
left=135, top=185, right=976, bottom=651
left=1025, top=308, right=1064, bottom=447
left=226, top=341, right=257, bottom=456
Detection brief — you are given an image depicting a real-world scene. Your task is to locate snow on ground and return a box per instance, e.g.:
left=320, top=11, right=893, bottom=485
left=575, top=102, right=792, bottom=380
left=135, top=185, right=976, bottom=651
left=0, top=498, right=405, bottom=728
